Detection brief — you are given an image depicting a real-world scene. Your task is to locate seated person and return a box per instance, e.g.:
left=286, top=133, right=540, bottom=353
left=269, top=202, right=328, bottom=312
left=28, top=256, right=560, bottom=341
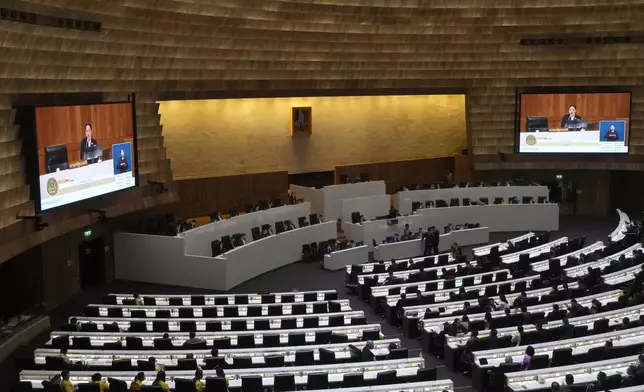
left=90, top=373, right=110, bottom=392
left=362, top=340, right=375, bottom=361
left=183, top=331, right=205, bottom=346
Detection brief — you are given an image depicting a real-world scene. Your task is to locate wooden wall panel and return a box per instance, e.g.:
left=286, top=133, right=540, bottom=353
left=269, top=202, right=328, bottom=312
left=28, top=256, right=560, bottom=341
left=334, top=157, right=453, bottom=194
left=168, top=171, right=289, bottom=219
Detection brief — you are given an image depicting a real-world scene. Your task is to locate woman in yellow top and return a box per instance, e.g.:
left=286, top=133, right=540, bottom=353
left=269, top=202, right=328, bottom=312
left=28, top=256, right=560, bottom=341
left=194, top=369, right=205, bottom=392
left=129, top=372, right=145, bottom=391
left=60, top=370, right=74, bottom=392
left=91, top=373, right=110, bottom=392
left=152, top=371, right=170, bottom=392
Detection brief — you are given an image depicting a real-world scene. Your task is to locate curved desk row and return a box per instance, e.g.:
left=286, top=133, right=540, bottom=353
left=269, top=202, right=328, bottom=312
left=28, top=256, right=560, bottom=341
left=20, top=357, right=423, bottom=389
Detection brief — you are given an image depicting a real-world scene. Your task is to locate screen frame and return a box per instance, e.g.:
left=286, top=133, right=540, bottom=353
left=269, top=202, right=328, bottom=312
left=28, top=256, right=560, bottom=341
left=27, top=96, right=139, bottom=213
left=515, top=86, right=633, bottom=155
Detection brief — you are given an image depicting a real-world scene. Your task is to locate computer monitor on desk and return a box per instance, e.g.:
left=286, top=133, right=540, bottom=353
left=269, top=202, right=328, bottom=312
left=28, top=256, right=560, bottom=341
left=526, top=116, right=549, bottom=132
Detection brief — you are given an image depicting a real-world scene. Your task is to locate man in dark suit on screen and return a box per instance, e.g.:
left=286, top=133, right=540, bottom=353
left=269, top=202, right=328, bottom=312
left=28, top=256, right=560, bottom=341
left=80, top=123, right=99, bottom=162
left=560, top=105, right=583, bottom=129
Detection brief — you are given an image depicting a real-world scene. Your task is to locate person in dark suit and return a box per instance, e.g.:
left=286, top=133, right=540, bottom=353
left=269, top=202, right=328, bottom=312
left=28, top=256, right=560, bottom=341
left=604, top=124, right=619, bottom=141
left=80, top=123, right=99, bottom=161
left=560, top=105, right=583, bottom=129
left=431, top=227, right=440, bottom=255
left=362, top=340, right=375, bottom=361
left=422, top=228, right=432, bottom=256
left=117, top=149, right=128, bottom=173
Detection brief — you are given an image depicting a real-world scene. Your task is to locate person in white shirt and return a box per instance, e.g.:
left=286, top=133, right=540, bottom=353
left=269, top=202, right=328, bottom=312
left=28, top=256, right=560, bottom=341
left=134, top=293, right=144, bottom=306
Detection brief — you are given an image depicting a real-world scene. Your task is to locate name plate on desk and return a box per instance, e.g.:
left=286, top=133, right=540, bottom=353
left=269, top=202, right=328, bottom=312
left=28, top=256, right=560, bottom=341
left=387, top=219, right=399, bottom=225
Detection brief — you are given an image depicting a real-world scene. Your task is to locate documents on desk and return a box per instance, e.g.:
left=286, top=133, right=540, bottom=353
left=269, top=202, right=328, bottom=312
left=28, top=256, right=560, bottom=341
left=500, top=237, right=568, bottom=264
left=505, top=355, right=638, bottom=391
left=93, top=299, right=351, bottom=317
left=20, top=357, right=424, bottom=388
left=357, top=260, right=477, bottom=285
left=472, top=232, right=535, bottom=257
left=34, top=338, right=402, bottom=366
left=112, top=289, right=335, bottom=305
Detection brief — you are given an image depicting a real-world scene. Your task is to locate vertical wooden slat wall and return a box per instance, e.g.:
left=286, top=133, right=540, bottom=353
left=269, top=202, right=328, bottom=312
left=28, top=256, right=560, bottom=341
left=0, top=0, right=643, bottom=260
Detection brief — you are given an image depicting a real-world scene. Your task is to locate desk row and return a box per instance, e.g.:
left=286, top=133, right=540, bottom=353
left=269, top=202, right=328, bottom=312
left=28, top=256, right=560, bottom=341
left=48, top=324, right=383, bottom=349
left=107, top=290, right=337, bottom=306
left=72, top=311, right=367, bottom=332
left=84, top=299, right=350, bottom=319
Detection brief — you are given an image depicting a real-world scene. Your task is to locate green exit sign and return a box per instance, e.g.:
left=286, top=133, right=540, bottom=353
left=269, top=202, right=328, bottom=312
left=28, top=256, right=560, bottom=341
left=83, top=229, right=92, bottom=237
left=556, top=174, right=563, bottom=180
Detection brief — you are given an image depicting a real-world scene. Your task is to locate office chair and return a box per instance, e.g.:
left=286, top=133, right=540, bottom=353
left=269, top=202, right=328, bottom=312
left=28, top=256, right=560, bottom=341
left=77, top=384, right=101, bottom=392
left=45, top=356, right=66, bottom=370
left=153, top=338, right=174, bottom=350
left=152, top=321, right=169, bottom=333
left=241, top=375, right=263, bottom=392
left=223, top=307, right=239, bottom=317
left=103, top=341, right=122, bottom=350
left=178, top=358, right=198, bottom=370
left=42, top=384, right=61, bottom=392
left=295, top=350, right=315, bottom=366
left=233, top=356, right=253, bottom=368
left=214, top=297, right=228, bottom=305
left=237, top=334, right=255, bottom=348
left=388, top=348, right=408, bottom=359
left=273, top=374, right=295, bottom=392
left=267, top=305, right=283, bottom=316
left=376, top=370, right=398, bottom=385
left=129, top=321, right=146, bottom=333
left=462, top=277, right=475, bottom=286
left=265, top=355, right=285, bottom=367
left=107, top=378, right=128, bottom=392
left=313, top=302, right=328, bottom=313
left=174, top=378, right=197, bottom=392
left=303, top=292, right=317, bottom=302
left=213, top=337, right=231, bottom=349
left=262, top=334, right=280, bottom=347
left=232, top=319, right=247, bottom=331
left=206, top=321, right=222, bottom=332
left=130, top=309, right=147, bottom=318
left=329, top=315, right=344, bottom=327
left=329, top=301, right=342, bottom=313
left=137, top=360, right=156, bottom=371
left=417, top=367, right=437, bottom=381
left=73, top=337, right=91, bottom=349
left=180, top=321, right=197, bottom=333
left=318, top=348, right=336, bottom=364
left=179, top=307, right=194, bottom=318
left=330, top=333, right=349, bottom=343
left=350, top=316, right=367, bottom=325
left=140, top=387, right=163, bottom=391
left=247, top=305, right=262, bottom=317
left=292, top=303, right=306, bottom=315
left=593, top=318, right=610, bottom=334
left=107, top=308, right=123, bottom=318
left=281, top=294, right=295, bottom=303
left=305, top=372, right=328, bottom=390
left=303, top=317, right=319, bottom=328
left=254, top=319, right=270, bottom=331
left=235, top=295, right=249, bottom=305
left=205, top=376, right=228, bottom=392
left=362, top=329, right=380, bottom=341
left=314, top=331, right=332, bottom=345
left=284, top=332, right=304, bottom=346
left=530, top=355, right=550, bottom=370
left=342, top=373, right=364, bottom=388
left=111, top=359, right=132, bottom=370
left=550, top=348, right=572, bottom=367
left=155, top=309, right=171, bottom=318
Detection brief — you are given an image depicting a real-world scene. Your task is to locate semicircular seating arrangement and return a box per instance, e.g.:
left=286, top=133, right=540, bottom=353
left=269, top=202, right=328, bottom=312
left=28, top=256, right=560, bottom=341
left=15, top=286, right=453, bottom=391
left=346, top=208, right=644, bottom=392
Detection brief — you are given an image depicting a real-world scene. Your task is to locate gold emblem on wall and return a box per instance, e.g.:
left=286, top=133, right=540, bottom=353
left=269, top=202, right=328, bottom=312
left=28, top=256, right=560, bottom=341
left=526, top=135, right=536, bottom=146
left=46, top=178, right=59, bottom=195
left=291, top=107, right=312, bottom=136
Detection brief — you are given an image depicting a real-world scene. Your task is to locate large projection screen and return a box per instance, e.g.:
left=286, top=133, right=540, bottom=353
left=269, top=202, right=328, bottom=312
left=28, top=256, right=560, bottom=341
left=35, top=102, right=137, bottom=211
left=517, top=91, right=631, bottom=154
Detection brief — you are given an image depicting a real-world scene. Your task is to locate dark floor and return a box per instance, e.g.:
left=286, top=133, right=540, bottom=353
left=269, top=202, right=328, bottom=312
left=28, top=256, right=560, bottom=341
left=0, top=214, right=618, bottom=391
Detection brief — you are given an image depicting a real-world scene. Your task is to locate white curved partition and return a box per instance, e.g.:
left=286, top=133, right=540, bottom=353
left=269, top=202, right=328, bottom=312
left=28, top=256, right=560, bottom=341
left=610, top=208, right=631, bottom=242
left=394, top=185, right=549, bottom=215
left=115, top=221, right=336, bottom=291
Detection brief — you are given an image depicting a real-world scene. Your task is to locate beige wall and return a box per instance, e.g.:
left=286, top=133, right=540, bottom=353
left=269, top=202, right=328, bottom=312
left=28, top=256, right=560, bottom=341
left=160, top=95, right=466, bottom=179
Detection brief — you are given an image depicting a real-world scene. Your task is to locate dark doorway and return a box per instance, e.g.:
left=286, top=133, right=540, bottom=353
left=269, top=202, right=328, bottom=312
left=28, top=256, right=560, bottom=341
left=79, top=237, right=106, bottom=288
